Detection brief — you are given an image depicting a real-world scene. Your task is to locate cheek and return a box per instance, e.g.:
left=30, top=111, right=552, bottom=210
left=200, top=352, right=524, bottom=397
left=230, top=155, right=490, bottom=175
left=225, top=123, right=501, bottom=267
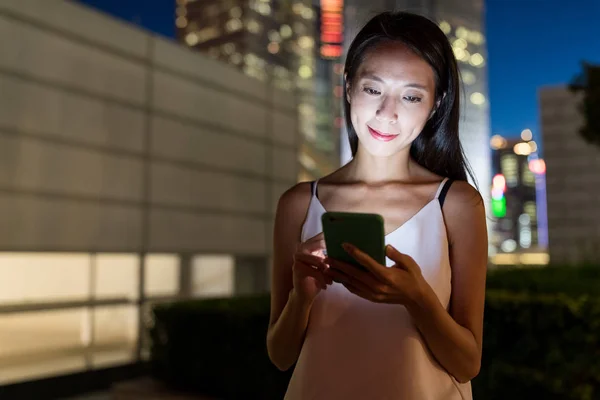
left=395, top=104, right=432, bottom=132
left=350, top=97, right=377, bottom=122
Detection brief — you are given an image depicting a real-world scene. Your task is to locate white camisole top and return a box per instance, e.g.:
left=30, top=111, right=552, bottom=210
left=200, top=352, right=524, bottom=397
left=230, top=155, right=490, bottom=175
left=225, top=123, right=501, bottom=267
left=284, top=178, right=472, bottom=400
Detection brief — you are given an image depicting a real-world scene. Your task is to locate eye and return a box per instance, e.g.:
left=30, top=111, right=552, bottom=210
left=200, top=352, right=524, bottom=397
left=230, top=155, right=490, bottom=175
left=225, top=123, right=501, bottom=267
left=363, top=87, right=381, bottom=96
left=403, top=96, right=422, bottom=103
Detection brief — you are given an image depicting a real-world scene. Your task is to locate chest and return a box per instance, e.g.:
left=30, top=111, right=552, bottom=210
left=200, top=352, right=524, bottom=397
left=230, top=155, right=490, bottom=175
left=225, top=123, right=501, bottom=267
left=317, top=187, right=436, bottom=236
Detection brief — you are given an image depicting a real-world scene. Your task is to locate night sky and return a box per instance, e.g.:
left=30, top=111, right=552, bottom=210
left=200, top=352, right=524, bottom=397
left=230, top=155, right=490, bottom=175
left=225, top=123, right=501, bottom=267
left=76, top=0, right=600, bottom=147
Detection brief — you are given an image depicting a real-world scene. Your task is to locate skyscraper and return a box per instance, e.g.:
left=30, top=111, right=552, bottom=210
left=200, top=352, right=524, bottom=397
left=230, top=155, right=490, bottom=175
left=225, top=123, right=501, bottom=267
left=176, top=0, right=341, bottom=180
left=341, top=0, right=491, bottom=199
left=489, top=134, right=545, bottom=256
left=540, top=85, right=600, bottom=263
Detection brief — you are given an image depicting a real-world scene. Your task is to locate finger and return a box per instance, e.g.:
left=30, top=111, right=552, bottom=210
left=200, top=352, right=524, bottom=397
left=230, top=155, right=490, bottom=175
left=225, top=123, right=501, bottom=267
left=295, top=253, right=328, bottom=271
left=342, top=243, right=389, bottom=281
left=296, top=262, right=329, bottom=289
left=326, top=258, right=371, bottom=283
left=385, top=245, right=416, bottom=272
left=341, top=281, right=377, bottom=302
left=326, top=267, right=373, bottom=293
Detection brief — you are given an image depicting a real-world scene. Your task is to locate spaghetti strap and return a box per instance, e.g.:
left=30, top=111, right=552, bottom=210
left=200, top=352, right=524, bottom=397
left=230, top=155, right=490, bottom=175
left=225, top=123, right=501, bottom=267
left=311, top=179, right=320, bottom=197
left=438, top=179, right=454, bottom=208
left=434, top=177, right=450, bottom=199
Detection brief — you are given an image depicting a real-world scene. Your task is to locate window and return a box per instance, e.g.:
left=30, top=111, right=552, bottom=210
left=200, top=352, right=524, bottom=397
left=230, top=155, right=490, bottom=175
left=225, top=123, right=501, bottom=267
left=144, top=254, right=180, bottom=297
left=501, top=154, right=518, bottom=187
left=0, top=251, right=186, bottom=385
left=191, top=255, right=234, bottom=297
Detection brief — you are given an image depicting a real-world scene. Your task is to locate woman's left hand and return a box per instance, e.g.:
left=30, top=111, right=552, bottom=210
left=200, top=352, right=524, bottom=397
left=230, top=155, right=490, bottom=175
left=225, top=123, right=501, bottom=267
left=324, top=243, right=431, bottom=307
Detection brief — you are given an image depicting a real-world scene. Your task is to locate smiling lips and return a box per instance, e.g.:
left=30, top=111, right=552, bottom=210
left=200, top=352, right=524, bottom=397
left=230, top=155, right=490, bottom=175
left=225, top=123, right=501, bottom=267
left=368, top=126, right=399, bottom=142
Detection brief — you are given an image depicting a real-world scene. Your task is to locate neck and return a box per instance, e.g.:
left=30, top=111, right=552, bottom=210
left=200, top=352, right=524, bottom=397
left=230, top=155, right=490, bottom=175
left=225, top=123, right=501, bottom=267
left=346, top=145, right=414, bottom=184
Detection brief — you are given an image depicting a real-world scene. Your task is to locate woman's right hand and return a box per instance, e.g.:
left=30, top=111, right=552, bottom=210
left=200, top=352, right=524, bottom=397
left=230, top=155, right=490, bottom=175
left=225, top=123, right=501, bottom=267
left=292, top=233, right=332, bottom=304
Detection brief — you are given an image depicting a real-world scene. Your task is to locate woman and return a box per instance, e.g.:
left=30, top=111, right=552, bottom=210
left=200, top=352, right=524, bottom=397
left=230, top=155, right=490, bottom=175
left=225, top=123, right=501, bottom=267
left=267, top=11, right=487, bottom=400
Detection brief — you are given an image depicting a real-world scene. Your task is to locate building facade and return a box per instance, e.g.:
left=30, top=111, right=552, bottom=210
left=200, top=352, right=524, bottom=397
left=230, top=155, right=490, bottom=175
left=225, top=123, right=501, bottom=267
left=489, top=135, right=544, bottom=257
left=540, top=85, right=600, bottom=263
left=176, top=0, right=341, bottom=180
left=0, top=0, right=297, bottom=385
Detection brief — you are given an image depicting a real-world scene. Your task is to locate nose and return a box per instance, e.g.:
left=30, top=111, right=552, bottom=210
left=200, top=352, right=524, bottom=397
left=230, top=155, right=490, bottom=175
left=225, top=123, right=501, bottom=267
left=376, top=96, right=398, bottom=124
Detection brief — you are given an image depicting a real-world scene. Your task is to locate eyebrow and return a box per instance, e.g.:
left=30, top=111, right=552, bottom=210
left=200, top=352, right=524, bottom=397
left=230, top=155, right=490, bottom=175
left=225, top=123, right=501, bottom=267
left=359, top=73, right=428, bottom=90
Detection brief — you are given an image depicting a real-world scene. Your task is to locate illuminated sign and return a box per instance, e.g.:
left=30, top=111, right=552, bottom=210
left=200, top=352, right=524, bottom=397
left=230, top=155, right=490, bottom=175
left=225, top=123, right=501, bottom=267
left=320, top=0, right=343, bottom=59
left=491, top=173, right=507, bottom=218
left=492, top=197, right=506, bottom=218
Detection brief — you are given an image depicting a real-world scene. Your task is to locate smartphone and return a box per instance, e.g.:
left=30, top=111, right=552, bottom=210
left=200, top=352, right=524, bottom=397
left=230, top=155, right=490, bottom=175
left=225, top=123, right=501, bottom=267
left=321, top=211, right=386, bottom=270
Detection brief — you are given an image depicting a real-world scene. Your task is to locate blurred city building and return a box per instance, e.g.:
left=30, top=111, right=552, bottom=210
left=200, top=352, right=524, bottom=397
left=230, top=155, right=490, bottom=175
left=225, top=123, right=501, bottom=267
left=176, top=0, right=342, bottom=180
left=488, top=133, right=549, bottom=266
left=540, top=85, right=600, bottom=264
left=0, top=0, right=297, bottom=388
left=342, top=0, right=491, bottom=204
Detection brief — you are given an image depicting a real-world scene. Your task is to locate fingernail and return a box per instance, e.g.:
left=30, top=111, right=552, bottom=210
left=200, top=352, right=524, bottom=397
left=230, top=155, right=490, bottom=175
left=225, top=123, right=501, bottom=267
left=342, top=243, right=352, bottom=252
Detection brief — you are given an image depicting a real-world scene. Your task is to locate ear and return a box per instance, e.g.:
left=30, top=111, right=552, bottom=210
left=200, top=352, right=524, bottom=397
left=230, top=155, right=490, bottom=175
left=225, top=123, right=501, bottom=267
left=344, top=72, right=351, bottom=103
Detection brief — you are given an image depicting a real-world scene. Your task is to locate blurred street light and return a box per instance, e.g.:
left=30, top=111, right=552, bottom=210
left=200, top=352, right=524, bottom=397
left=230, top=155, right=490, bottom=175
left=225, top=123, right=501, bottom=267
left=521, top=128, right=533, bottom=141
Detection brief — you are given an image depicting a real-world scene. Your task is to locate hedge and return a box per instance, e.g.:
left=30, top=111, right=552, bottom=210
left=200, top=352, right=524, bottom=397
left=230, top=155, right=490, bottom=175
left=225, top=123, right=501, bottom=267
left=150, top=295, right=290, bottom=399
left=476, top=290, right=600, bottom=400
left=150, top=267, right=600, bottom=399
left=486, top=265, right=600, bottom=296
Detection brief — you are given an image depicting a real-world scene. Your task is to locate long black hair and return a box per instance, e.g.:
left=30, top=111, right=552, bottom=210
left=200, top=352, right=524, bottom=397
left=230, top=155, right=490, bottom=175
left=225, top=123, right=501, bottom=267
left=343, top=11, right=476, bottom=184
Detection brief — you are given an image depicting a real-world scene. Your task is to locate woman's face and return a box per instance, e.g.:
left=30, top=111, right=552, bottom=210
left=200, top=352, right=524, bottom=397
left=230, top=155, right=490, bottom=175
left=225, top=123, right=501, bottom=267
left=347, top=41, right=437, bottom=158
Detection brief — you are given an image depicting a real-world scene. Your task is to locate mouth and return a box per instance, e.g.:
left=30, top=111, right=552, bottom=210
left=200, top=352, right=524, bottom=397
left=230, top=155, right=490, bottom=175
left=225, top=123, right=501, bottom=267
left=368, top=126, right=399, bottom=142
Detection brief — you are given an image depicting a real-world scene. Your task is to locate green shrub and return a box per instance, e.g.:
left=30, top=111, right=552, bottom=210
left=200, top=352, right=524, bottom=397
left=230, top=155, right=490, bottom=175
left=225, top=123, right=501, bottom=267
left=149, top=295, right=292, bottom=400
left=150, top=267, right=600, bottom=399
left=474, top=290, right=600, bottom=400
left=486, top=265, right=600, bottom=296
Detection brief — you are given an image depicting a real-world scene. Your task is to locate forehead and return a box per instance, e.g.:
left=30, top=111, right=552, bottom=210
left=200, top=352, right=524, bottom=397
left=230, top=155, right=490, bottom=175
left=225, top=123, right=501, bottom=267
left=356, top=41, right=434, bottom=86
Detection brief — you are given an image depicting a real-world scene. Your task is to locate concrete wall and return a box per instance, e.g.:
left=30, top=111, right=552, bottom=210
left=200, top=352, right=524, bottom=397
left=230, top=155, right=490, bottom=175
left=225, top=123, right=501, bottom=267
left=540, top=86, right=600, bottom=263
left=0, top=0, right=299, bottom=256
left=0, top=0, right=299, bottom=384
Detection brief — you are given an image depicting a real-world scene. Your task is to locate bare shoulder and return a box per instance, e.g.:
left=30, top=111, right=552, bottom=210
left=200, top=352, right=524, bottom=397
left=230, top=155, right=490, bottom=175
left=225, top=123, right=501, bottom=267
left=274, top=181, right=315, bottom=238
left=442, top=180, right=486, bottom=245
left=276, top=181, right=313, bottom=216
left=444, top=180, right=484, bottom=212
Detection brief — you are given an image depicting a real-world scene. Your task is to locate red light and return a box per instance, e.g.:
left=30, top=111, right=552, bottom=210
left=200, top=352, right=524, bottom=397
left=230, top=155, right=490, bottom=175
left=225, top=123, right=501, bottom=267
left=529, top=159, right=546, bottom=175
left=320, top=0, right=344, bottom=59
left=492, top=174, right=506, bottom=192
left=321, top=0, right=343, bottom=11
left=321, top=32, right=343, bottom=43
left=320, top=44, right=342, bottom=58
left=334, top=85, right=343, bottom=98
left=321, top=14, right=342, bottom=24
